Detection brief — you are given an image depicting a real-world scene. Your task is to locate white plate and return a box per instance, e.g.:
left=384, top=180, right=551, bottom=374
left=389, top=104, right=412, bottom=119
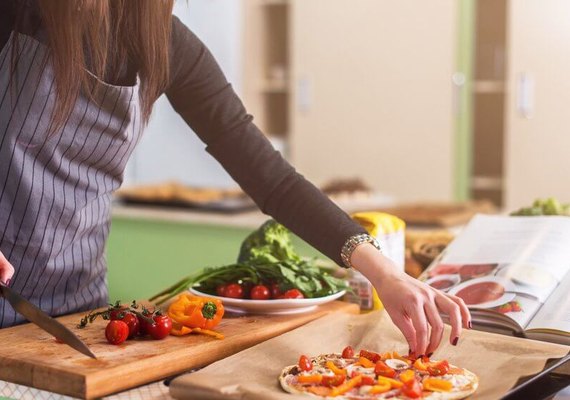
left=189, top=288, right=346, bottom=315
left=448, top=276, right=517, bottom=309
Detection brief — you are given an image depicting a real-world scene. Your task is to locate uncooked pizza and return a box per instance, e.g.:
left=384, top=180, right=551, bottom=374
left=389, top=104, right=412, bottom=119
left=279, top=346, right=478, bottom=399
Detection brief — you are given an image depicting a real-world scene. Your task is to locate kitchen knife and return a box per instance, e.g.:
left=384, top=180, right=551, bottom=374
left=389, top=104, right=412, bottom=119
left=0, top=283, right=96, bottom=359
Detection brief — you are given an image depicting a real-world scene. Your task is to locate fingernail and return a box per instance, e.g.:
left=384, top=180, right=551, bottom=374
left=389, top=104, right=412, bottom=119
left=427, top=352, right=433, bottom=358
left=417, top=354, right=424, bottom=359
left=452, top=337, right=459, bottom=346
left=468, top=321, right=472, bottom=329
left=5, top=279, right=10, bottom=286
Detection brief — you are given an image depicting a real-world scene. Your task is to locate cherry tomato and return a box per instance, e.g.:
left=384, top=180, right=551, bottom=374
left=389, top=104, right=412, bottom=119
left=105, top=320, right=129, bottom=345
left=281, top=289, right=304, bottom=299
left=298, top=355, right=312, bottom=372
left=250, top=285, right=271, bottom=300
left=216, top=285, right=227, bottom=297
left=109, top=306, right=129, bottom=321
left=118, top=312, right=140, bottom=339
left=145, top=313, right=173, bottom=340
left=341, top=346, right=354, bottom=358
left=241, top=281, right=254, bottom=298
left=401, top=378, right=422, bottom=398
left=354, top=375, right=375, bottom=386
left=322, top=374, right=346, bottom=387
left=224, top=283, right=244, bottom=299
left=359, top=349, right=381, bottom=363
left=270, top=283, right=283, bottom=299
left=427, top=360, right=450, bottom=376
left=137, top=309, right=153, bottom=336
left=374, top=360, right=397, bottom=378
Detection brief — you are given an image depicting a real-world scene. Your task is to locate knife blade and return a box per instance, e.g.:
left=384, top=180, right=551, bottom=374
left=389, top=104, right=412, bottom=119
left=0, top=283, right=96, bottom=359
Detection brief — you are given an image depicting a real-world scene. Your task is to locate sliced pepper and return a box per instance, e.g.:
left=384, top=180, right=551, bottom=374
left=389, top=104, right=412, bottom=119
left=413, top=357, right=428, bottom=371
left=399, top=369, right=416, bottom=383
left=377, top=376, right=403, bottom=389
left=326, top=360, right=347, bottom=376
left=298, top=374, right=323, bottom=384
left=369, top=381, right=391, bottom=394
left=170, top=321, right=193, bottom=336
left=359, top=349, right=382, bottom=363
left=192, top=327, right=225, bottom=340
left=357, top=356, right=375, bottom=369
left=423, top=377, right=453, bottom=392
left=330, top=375, right=362, bottom=397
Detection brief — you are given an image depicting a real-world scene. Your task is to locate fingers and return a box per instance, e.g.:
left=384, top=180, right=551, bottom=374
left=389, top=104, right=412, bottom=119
left=424, top=300, right=444, bottom=356
left=408, top=303, right=429, bottom=357
left=0, top=251, right=15, bottom=285
left=450, top=294, right=471, bottom=329
left=436, top=294, right=462, bottom=345
left=390, top=313, right=417, bottom=356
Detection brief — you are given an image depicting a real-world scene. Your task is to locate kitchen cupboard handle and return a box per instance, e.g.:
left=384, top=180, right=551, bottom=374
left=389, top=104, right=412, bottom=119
left=452, top=72, right=465, bottom=116
left=517, top=73, right=534, bottom=119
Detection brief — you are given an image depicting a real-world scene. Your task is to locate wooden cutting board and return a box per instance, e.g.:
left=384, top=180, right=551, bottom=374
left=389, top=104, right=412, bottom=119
left=0, top=300, right=358, bottom=399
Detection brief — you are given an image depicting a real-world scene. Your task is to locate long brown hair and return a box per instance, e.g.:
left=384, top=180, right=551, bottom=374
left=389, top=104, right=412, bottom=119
left=15, top=0, right=174, bottom=131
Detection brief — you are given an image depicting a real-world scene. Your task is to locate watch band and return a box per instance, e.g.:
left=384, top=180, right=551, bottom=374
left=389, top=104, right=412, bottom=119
left=340, top=233, right=382, bottom=268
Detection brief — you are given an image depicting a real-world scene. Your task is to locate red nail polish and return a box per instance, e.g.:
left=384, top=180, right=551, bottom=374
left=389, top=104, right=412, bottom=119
left=452, top=337, right=459, bottom=346
left=427, top=352, right=433, bottom=358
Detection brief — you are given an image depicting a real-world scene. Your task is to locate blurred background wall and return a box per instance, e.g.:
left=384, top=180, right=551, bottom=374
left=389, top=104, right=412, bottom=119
left=124, top=0, right=570, bottom=210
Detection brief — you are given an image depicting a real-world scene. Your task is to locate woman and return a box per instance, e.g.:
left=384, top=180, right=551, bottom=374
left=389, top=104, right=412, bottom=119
left=0, top=0, right=469, bottom=357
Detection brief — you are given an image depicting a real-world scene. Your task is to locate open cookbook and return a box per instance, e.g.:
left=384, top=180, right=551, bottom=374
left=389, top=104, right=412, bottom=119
left=420, top=214, right=570, bottom=345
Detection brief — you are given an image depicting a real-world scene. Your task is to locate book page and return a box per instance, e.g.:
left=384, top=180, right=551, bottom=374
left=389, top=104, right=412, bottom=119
left=527, top=272, right=570, bottom=333
left=422, top=214, right=570, bottom=330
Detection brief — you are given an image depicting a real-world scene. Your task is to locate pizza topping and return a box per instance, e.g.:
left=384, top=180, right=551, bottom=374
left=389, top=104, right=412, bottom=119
left=299, top=355, right=313, bottom=372
left=423, top=377, right=453, bottom=392
left=353, top=374, right=376, bottom=387
left=374, top=360, right=397, bottom=378
left=368, top=381, right=391, bottom=394
left=401, top=378, right=423, bottom=398
left=398, top=369, right=416, bottom=384
left=427, top=360, right=450, bottom=376
left=359, top=349, right=382, bottom=363
left=322, top=374, right=346, bottom=387
left=357, top=356, right=376, bottom=369
left=385, top=358, right=409, bottom=370
left=377, top=376, right=404, bottom=389
left=329, top=375, right=362, bottom=397
left=298, top=374, right=323, bottom=384
left=325, top=361, right=346, bottom=376
left=341, top=346, right=355, bottom=359
left=413, top=357, right=429, bottom=371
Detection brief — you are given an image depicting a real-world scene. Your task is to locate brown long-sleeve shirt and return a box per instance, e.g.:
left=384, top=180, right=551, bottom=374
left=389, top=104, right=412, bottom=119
left=1, top=1, right=366, bottom=266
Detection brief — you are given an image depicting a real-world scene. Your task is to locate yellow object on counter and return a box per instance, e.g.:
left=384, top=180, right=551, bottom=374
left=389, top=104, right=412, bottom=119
left=347, top=212, right=406, bottom=313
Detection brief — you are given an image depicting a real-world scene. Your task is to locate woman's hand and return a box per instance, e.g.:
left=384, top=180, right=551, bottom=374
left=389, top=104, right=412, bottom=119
left=351, top=243, right=471, bottom=357
left=0, top=250, right=14, bottom=285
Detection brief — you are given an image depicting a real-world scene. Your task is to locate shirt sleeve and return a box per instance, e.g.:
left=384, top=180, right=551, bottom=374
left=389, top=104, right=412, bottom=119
left=164, top=16, right=366, bottom=266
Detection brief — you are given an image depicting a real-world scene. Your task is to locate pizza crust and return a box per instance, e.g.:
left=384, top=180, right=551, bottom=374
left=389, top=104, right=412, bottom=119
left=279, top=354, right=479, bottom=400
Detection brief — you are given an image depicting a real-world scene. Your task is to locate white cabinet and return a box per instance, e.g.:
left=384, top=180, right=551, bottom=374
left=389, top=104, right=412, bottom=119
left=504, top=0, right=570, bottom=209
left=244, top=0, right=458, bottom=202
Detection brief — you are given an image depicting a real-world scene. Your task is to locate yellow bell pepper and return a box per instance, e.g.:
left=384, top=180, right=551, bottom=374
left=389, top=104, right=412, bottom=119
left=423, top=377, right=453, bottom=392
left=326, top=361, right=347, bottom=376
left=330, top=375, right=362, bottom=397
left=369, top=381, right=391, bottom=394
left=399, top=369, right=416, bottom=383
left=377, top=376, right=404, bottom=389
left=167, top=293, right=224, bottom=330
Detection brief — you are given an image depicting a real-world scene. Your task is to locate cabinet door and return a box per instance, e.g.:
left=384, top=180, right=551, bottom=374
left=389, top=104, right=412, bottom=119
left=505, top=0, right=570, bottom=209
left=289, top=0, right=457, bottom=201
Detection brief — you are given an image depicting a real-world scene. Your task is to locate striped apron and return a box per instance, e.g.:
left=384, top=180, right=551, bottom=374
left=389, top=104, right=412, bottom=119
left=0, top=32, right=143, bottom=328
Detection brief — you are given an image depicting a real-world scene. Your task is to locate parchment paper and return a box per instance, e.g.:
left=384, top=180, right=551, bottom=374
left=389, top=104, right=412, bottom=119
left=170, top=310, right=569, bottom=400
